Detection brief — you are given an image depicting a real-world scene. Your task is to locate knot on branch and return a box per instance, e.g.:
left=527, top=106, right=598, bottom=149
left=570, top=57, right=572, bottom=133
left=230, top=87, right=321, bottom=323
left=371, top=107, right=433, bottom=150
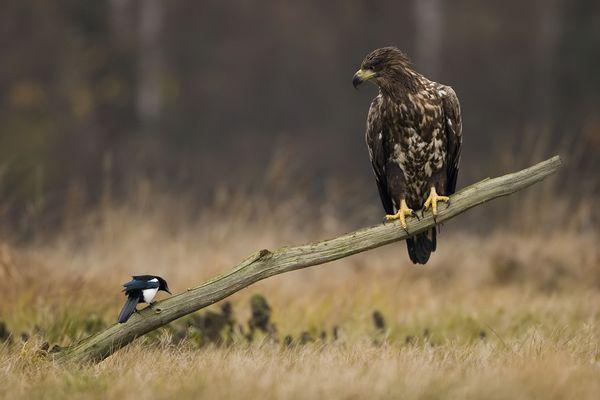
left=256, top=249, right=272, bottom=260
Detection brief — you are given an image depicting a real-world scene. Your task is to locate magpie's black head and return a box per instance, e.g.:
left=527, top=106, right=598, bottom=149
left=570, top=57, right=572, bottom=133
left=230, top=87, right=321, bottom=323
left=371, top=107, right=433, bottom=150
left=156, top=276, right=171, bottom=294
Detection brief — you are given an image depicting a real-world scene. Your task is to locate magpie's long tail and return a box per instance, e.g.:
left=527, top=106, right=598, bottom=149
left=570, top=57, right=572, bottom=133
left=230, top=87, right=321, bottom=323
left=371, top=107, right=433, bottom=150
left=118, top=295, right=139, bottom=323
left=406, top=228, right=437, bottom=265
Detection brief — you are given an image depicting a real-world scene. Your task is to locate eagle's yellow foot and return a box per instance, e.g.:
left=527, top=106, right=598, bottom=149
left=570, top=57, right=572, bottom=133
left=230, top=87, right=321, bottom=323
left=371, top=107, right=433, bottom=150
left=423, top=187, right=450, bottom=216
left=385, top=199, right=415, bottom=229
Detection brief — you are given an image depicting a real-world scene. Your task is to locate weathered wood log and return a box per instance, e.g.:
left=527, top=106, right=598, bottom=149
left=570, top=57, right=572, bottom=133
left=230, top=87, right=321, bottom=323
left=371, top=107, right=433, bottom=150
left=57, top=155, right=562, bottom=363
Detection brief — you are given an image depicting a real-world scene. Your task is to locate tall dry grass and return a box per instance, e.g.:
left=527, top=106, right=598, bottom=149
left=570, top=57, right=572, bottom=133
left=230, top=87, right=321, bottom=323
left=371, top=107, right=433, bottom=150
left=0, top=137, right=598, bottom=399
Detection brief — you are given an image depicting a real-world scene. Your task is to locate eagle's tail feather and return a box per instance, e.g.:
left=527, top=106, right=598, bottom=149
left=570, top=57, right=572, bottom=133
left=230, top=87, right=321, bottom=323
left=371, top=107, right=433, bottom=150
left=406, top=228, right=436, bottom=264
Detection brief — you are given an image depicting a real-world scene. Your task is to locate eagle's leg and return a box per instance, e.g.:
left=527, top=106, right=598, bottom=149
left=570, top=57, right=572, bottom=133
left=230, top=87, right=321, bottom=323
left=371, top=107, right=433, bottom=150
left=423, top=187, right=450, bottom=216
left=385, top=199, right=415, bottom=229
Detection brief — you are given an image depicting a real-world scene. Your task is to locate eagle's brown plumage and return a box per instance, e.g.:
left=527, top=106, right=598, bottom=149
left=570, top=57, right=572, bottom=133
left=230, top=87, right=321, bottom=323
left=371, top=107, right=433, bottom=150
left=354, top=47, right=462, bottom=264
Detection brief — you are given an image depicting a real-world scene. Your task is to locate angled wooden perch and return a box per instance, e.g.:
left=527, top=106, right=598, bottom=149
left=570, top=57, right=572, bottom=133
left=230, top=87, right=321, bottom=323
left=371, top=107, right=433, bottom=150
left=57, top=155, right=562, bottom=363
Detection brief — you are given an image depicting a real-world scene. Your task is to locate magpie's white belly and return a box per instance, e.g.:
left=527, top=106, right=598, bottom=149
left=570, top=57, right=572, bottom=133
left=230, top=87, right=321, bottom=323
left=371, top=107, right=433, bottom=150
left=142, top=288, right=158, bottom=303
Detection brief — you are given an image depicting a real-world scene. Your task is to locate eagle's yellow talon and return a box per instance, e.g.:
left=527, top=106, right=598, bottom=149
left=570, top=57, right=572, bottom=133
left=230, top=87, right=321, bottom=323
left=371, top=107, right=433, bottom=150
left=385, top=199, right=414, bottom=229
left=423, top=187, right=450, bottom=216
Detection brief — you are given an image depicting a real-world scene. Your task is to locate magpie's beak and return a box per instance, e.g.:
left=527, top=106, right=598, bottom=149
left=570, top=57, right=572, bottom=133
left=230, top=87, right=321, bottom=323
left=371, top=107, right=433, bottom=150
left=165, top=287, right=172, bottom=294
left=353, top=68, right=376, bottom=89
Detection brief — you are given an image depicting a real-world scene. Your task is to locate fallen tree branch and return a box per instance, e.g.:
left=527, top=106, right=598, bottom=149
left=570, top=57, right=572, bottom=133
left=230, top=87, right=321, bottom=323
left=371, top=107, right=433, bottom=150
left=57, top=155, right=562, bottom=363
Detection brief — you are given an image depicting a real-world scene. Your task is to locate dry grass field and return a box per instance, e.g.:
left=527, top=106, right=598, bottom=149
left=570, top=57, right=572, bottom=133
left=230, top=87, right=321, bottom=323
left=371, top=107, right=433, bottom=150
left=0, top=165, right=598, bottom=399
left=1, top=1, right=598, bottom=396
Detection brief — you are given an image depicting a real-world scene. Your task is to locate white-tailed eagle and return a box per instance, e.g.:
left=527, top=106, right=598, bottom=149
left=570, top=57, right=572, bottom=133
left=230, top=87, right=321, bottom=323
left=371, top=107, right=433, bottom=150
left=353, top=47, right=462, bottom=264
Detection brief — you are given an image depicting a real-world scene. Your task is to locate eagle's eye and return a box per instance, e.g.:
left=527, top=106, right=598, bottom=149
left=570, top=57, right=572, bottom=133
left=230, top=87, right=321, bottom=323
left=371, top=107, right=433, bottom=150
left=370, top=61, right=382, bottom=71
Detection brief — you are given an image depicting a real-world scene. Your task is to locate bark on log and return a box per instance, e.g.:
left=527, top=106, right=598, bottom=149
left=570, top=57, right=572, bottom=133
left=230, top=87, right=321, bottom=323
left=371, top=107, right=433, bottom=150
left=57, top=155, right=562, bottom=363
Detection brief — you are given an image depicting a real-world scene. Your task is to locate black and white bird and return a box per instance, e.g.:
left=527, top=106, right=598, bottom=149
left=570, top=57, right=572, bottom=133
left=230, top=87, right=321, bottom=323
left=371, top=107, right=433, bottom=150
left=118, top=275, right=172, bottom=323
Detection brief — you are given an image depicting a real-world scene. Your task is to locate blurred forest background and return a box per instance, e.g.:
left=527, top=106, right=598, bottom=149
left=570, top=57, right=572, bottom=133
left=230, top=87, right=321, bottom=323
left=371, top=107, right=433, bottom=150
left=0, top=4, right=599, bottom=397
left=0, top=0, right=598, bottom=236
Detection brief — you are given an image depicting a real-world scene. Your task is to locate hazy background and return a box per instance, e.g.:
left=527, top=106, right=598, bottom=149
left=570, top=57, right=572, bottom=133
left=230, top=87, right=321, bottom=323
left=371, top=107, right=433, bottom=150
left=1, top=4, right=599, bottom=397
left=0, top=0, right=598, bottom=234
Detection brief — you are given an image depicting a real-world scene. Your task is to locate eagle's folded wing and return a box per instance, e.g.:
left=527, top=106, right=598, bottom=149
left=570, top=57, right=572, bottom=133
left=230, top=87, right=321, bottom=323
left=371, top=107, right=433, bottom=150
left=442, top=86, right=462, bottom=195
left=366, top=96, right=395, bottom=215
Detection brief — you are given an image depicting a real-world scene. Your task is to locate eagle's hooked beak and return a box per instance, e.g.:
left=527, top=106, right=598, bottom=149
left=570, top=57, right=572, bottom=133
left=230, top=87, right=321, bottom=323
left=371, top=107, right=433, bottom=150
left=353, top=68, right=376, bottom=89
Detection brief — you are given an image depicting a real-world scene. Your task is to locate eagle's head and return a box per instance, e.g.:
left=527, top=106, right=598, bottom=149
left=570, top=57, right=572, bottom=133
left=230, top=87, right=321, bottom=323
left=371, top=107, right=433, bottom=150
left=353, top=47, right=416, bottom=92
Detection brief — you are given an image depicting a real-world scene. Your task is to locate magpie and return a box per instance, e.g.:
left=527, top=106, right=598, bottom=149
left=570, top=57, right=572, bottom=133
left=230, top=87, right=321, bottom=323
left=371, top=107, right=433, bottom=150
left=118, top=275, right=172, bottom=323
